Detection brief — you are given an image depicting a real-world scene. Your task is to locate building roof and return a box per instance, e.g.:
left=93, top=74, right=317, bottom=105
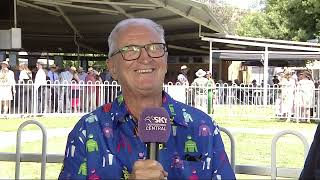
left=201, top=33, right=320, bottom=66
left=0, top=0, right=227, bottom=55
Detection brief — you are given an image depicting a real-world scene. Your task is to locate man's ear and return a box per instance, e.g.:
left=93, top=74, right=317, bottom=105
left=107, top=59, right=117, bottom=80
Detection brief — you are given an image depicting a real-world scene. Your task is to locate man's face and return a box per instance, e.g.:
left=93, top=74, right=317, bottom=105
left=108, top=24, right=167, bottom=95
left=1, top=64, right=7, bottom=69
left=36, top=63, right=41, bottom=69
left=182, top=69, right=188, bottom=74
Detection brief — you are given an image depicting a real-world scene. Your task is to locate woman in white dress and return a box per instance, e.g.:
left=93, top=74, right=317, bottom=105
left=0, top=61, right=16, bottom=115
left=279, top=70, right=296, bottom=122
left=295, top=71, right=315, bottom=123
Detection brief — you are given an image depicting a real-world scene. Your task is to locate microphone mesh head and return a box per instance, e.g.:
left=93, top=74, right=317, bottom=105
left=138, top=107, right=171, bottom=143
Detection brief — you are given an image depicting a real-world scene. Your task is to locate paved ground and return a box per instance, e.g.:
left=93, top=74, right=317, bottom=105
left=0, top=127, right=316, bottom=149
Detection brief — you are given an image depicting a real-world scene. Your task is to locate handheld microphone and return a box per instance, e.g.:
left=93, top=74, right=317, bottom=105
left=138, top=107, right=171, bottom=160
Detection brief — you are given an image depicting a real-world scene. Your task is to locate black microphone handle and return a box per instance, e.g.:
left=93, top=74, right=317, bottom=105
left=148, top=143, right=159, bottom=160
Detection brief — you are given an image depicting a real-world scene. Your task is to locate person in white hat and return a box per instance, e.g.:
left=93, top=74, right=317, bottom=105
left=0, top=61, right=16, bottom=115
left=191, top=68, right=208, bottom=112
left=177, top=65, right=189, bottom=85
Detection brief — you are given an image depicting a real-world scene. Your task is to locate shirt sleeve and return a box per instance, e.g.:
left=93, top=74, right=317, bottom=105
left=59, top=119, right=87, bottom=180
left=299, top=124, right=320, bottom=180
left=211, top=123, right=236, bottom=180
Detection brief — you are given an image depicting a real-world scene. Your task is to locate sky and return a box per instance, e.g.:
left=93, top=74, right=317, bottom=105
left=223, top=0, right=259, bottom=9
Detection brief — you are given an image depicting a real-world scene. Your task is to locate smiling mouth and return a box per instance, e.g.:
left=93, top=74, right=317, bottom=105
left=135, top=69, right=154, bottom=73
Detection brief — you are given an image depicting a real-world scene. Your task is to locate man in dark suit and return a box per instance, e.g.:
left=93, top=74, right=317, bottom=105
left=300, top=124, right=320, bottom=179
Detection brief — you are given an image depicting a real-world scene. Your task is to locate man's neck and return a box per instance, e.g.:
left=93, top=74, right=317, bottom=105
left=122, top=91, right=163, bottom=120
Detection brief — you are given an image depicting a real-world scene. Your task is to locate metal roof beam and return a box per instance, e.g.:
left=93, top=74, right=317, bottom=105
left=32, top=0, right=119, bottom=15
left=55, top=6, right=83, bottom=38
left=202, top=37, right=320, bottom=52
left=69, top=0, right=159, bottom=8
left=168, top=44, right=207, bottom=54
left=148, top=0, right=222, bottom=33
left=202, top=6, right=228, bottom=33
left=101, top=0, right=134, bottom=18
left=186, top=6, right=192, bottom=16
left=211, top=50, right=320, bottom=55
left=213, top=34, right=320, bottom=47
left=17, top=0, right=60, bottom=16
left=166, top=33, right=198, bottom=41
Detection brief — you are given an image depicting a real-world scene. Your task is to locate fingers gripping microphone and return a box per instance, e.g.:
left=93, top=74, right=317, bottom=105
left=138, top=107, right=171, bottom=160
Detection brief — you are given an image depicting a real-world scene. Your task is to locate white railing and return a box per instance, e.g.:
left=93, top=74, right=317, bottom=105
left=1, top=81, right=319, bottom=121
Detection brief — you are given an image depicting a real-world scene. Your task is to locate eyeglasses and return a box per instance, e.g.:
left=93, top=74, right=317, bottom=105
left=110, top=43, right=168, bottom=61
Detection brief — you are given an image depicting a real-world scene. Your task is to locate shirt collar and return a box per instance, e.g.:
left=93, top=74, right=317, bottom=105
left=109, top=91, right=188, bottom=127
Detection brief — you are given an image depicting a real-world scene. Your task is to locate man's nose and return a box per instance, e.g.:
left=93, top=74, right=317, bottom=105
left=138, top=48, right=151, bottom=64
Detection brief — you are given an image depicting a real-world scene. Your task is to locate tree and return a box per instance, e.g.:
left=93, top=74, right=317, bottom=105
left=236, top=0, right=320, bottom=41
left=206, top=1, right=249, bottom=34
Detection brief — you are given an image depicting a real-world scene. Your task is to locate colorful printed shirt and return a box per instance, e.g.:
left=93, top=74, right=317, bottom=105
left=59, top=92, right=235, bottom=180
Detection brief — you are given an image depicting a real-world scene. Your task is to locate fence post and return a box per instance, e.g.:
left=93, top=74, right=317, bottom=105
left=219, top=126, right=236, bottom=170
left=271, top=130, right=309, bottom=180
left=15, top=120, right=47, bottom=180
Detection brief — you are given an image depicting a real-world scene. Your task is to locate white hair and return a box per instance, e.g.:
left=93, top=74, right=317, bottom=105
left=107, top=18, right=165, bottom=58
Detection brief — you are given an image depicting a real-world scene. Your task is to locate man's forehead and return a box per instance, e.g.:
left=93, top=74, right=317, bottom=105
left=117, top=25, right=160, bottom=45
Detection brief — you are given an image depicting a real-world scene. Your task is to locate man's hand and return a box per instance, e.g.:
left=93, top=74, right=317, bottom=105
left=130, top=160, right=168, bottom=180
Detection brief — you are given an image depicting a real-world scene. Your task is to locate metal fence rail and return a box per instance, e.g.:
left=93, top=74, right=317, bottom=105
left=271, top=130, right=310, bottom=179
left=0, top=120, right=310, bottom=179
left=1, top=81, right=319, bottom=122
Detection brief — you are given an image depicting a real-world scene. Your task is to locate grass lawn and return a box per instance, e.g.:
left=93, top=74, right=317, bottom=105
left=0, top=115, right=318, bottom=179
left=0, top=137, right=66, bottom=179
left=0, top=116, right=80, bottom=132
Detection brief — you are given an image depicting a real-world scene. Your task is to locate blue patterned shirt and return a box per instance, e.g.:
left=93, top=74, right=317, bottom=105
left=59, top=92, right=235, bottom=180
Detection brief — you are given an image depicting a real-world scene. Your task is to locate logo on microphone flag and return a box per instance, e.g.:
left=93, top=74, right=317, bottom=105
left=138, top=107, right=171, bottom=143
left=144, top=115, right=168, bottom=131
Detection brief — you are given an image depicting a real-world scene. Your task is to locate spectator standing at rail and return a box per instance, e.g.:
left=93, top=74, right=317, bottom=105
left=77, top=67, right=87, bottom=111
left=279, top=70, right=296, bottom=122
left=70, top=67, right=80, bottom=113
left=18, top=63, right=32, bottom=114
left=191, top=69, right=208, bottom=113
left=58, top=67, right=74, bottom=113
left=85, top=67, right=101, bottom=111
left=0, top=61, right=15, bottom=116
left=206, top=71, right=216, bottom=114
left=177, top=65, right=189, bottom=85
left=295, top=71, right=315, bottom=123
left=47, top=64, right=59, bottom=112
left=34, top=61, right=49, bottom=113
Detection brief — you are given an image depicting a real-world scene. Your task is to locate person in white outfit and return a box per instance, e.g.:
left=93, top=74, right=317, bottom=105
left=295, top=71, right=315, bottom=123
left=279, top=70, right=296, bottom=122
left=34, top=62, right=49, bottom=113
left=0, top=61, right=16, bottom=115
left=191, top=69, right=209, bottom=113
left=18, top=63, right=32, bottom=114
left=177, top=65, right=189, bottom=85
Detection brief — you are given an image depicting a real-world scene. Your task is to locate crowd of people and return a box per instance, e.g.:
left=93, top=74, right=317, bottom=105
left=0, top=61, right=114, bottom=115
left=176, top=65, right=216, bottom=114
left=275, top=69, right=315, bottom=123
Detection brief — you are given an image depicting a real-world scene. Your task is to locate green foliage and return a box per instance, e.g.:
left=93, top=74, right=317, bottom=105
left=236, top=0, right=320, bottom=41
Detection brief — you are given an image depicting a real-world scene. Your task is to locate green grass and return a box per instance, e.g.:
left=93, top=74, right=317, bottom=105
left=0, top=137, right=67, bottom=179
left=221, top=133, right=307, bottom=168
left=0, top=115, right=318, bottom=179
left=216, top=116, right=317, bottom=130
left=0, top=116, right=79, bottom=132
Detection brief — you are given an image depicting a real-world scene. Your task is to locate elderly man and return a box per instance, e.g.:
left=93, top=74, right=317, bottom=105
left=59, top=18, right=235, bottom=180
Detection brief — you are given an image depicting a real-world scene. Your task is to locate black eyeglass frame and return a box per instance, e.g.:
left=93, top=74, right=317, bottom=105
left=109, top=43, right=168, bottom=61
